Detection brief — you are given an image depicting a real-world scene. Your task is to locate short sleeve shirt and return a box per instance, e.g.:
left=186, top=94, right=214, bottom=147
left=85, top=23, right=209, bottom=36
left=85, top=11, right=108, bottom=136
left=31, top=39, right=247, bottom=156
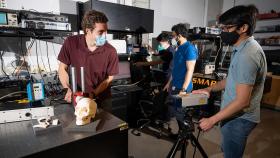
left=58, top=35, right=119, bottom=100
left=222, top=36, right=267, bottom=123
left=172, top=41, right=198, bottom=92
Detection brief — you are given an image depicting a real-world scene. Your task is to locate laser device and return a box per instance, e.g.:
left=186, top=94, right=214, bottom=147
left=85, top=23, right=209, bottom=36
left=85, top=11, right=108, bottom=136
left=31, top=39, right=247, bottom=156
left=175, top=93, right=208, bottom=108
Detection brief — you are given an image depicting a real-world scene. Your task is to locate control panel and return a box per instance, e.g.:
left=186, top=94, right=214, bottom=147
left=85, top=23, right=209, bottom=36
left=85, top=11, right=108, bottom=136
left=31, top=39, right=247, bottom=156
left=27, top=82, right=45, bottom=102
left=0, top=10, right=18, bottom=27
left=0, top=0, right=6, bottom=8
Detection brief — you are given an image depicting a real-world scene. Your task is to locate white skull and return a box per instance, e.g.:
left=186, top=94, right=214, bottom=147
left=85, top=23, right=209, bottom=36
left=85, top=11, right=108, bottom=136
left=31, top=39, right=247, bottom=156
left=74, top=96, right=97, bottom=126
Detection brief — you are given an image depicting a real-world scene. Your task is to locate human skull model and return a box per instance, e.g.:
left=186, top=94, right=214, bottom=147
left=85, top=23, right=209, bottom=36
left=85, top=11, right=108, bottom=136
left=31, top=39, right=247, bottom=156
left=74, top=96, right=97, bottom=126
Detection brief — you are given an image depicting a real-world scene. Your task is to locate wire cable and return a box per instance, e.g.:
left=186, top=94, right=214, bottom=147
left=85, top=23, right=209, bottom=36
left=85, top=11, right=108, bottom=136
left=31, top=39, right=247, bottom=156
left=0, top=51, right=9, bottom=78
left=213, top=36, right=222, bottom=65
left=51, top=42, right=60, bottom=66
left=192, top=128, right=202, bottom=158
left=20, top=37, right=31, bottom=77
left=28, top=9, right=54, bottom=14
left=38, top=40, right=47, bottom=72
left=35, top=38, right=51, bottom=97
left=0, top=91, right=27, bottom=100
left=111, top=79, right=143, bottom=88
left=45, top=41, right=52, bottom=72
left=35, top=39, right=45, bottom=80
left=220, top=45, right=230, bottom=68
left=15, top=38, right=35, bottom=76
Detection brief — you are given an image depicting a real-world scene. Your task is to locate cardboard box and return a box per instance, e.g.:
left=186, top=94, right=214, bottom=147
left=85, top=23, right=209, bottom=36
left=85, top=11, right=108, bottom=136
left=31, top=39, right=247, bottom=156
left=262, top=74, right=280, bottom=108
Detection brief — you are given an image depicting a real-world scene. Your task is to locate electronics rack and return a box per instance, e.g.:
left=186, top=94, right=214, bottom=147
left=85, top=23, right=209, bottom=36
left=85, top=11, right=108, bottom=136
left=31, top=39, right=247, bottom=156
left=0, top=9, right=73, bottom=107
left=187, top=27, right=234, bottom=77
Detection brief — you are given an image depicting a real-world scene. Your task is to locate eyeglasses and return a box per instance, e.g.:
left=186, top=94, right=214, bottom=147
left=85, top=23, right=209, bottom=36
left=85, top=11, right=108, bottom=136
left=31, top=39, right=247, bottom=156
left=219, top=24, right=237, bottom=32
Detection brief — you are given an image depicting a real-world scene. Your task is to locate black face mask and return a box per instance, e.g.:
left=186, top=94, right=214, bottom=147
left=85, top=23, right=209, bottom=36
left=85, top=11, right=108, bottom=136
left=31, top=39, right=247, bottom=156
left=221, top=31, right=240, bottom=45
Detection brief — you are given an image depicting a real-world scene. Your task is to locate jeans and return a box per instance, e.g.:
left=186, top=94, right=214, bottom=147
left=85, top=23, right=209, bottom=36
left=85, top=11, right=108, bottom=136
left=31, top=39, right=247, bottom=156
left=221, top=118, right=257, bottom=158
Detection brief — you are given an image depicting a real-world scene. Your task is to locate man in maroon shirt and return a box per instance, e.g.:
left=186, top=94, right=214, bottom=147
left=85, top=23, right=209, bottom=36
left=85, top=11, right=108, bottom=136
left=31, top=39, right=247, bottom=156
left=58, top=10, right=119, bottom=111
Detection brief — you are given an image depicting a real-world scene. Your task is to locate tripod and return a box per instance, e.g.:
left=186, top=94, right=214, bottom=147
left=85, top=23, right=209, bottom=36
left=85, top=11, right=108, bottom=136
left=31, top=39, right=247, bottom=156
left=167, top=110, right=208, bottom=158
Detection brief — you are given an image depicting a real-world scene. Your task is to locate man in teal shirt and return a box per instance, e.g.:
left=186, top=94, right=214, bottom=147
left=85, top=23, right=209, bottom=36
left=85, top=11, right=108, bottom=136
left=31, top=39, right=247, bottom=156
left=193, top=5, right=267, bottom=158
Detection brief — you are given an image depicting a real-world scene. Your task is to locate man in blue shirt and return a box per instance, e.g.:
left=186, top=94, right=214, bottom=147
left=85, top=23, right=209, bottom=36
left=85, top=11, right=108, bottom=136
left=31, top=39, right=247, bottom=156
left=164, top=23, right=197, bottom=94
left=193, top=5, right=266, bottom=158
left=164, top=23, right=198, bottom=129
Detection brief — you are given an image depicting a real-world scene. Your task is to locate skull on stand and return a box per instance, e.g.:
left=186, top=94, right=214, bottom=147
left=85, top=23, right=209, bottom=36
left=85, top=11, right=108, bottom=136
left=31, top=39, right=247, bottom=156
left=74, top=96, right=97, bottom=126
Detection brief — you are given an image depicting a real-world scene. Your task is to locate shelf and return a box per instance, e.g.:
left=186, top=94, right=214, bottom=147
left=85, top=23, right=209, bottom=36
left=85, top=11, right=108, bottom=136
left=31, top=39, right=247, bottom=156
left=257, top=17, right=280, bottom=21
left=0, top=27, right=73, bottom=38
left=188, top=33, right=221, bottom=41
left=255, top=31, right=280, bottom=33
left=257, top=13, right=280, bottom=21
left=261, top=45, right=280, bottom=47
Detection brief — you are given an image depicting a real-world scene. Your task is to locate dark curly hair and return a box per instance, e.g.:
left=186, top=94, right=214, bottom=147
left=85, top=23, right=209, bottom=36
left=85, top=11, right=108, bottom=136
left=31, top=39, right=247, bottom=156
left=81, top=10, right=108, bottom=34
left=219, top=5, right=259, bottom=36
left=171, top=23, right=189, bottom=38
left=156, top=32, right=171, bottom=42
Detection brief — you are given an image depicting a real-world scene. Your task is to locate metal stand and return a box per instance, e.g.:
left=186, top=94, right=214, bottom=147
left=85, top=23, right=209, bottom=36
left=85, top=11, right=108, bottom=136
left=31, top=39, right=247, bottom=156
left=167, top=109, right=208, bottom=158
left=167, top=130, right=208, bottom=158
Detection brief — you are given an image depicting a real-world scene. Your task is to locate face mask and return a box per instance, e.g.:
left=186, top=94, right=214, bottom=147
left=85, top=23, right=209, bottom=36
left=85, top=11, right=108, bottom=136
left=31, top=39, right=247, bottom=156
left=157, top=44, right=165, bottom=52
left=95, top=34, right=106, bottom=46
left=171, top=38, right=178, bottom=47
left=221, top=31, right=240, bottom=45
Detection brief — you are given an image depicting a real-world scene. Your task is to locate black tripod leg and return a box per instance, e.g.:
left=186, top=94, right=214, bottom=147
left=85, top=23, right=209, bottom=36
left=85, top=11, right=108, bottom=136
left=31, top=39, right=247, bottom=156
left=180, top=138, right=187, bottom=158
left=190, top=134, right=208, bottom=158
left=167, top=137, right=183, bottom=158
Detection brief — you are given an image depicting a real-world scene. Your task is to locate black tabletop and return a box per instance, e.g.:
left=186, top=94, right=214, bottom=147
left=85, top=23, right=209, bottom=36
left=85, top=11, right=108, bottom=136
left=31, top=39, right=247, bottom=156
left=0, top=103, right=126, bottom=158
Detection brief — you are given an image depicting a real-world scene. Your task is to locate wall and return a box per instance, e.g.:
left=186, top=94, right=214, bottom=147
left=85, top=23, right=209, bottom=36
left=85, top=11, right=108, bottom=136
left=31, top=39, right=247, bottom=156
left=221, top=0, right=234, bottom=13
left=150, top=0, right=206, bottom=38
left=207, top=0, right=223, bottom=26
left=6, top=0, right=60, bottom=13
left=60, top=0, right=78, bottom=14
left=235, top=0, right=280, bottom=13
left=6, top=0, right=78, bottom=14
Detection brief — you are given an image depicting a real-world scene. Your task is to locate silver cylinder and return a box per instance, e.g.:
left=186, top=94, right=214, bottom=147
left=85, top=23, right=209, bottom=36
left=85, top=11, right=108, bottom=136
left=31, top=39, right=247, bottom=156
left=80, top=67, right=85, bottom=92
left=70, top=66, right=77, bottom=93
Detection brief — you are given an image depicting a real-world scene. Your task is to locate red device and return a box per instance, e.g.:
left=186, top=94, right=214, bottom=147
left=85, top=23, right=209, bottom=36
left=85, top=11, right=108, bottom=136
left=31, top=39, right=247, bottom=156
left=70, top=66, right=89, bottom=106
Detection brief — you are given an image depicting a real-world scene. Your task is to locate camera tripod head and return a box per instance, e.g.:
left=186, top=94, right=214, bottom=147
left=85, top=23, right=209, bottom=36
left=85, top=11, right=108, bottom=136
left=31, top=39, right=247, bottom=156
left=178, top=107, right=197, bottom=134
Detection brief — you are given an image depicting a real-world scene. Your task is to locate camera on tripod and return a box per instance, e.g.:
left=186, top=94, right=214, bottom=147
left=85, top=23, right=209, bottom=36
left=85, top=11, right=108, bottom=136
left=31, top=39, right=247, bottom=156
left=179, top=108, right=196, bottom=133
left=173, top=93, right=210, bottom=129
left=167, top=93, right=209, bottom=158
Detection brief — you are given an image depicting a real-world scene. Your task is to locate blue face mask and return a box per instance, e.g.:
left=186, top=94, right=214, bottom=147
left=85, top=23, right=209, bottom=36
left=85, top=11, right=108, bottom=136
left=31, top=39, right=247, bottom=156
left=157, top=44, right=165, bottom=52
left=95, top=35, right=106, bottom=46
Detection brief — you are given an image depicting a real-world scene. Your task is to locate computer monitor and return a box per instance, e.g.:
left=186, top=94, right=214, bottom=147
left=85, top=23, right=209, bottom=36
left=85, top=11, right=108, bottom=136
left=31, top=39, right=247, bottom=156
left=0, top=12, right=7, bottom=25
left=108, top=40, right=127, bottom=54
left=114, top=61, right=131, bottom=80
